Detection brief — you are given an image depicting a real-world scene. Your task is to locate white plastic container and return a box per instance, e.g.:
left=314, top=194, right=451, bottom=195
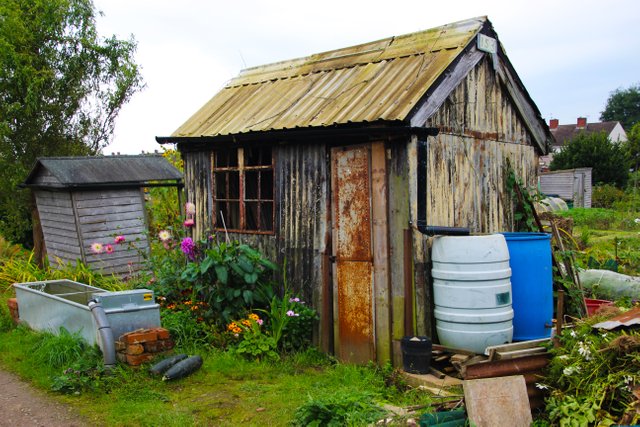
left=432, top=234, right=513, bottom=354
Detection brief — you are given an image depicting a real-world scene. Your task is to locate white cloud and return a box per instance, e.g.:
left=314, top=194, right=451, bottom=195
left=94, top=0, right=640, bottom=154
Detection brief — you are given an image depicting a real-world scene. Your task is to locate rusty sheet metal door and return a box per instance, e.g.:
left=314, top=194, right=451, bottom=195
left=331, top=145, right=375, bottom=363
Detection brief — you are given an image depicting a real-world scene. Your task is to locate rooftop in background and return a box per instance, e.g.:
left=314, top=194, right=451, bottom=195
left=549, top=117, right=627, bottom=148
left=22, top=155, right=183, bottom=189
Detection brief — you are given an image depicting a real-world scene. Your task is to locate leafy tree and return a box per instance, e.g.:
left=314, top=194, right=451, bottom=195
left=625, top=123, right=640, bottom=172
left=0, top=0, right=143, bottom=244
left=600, top=84, right=640, bottom=130
left=550, top=131, right=629, bottom=187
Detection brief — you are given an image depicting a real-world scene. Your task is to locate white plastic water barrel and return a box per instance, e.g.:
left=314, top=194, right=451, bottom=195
left=432, top=234, right=513, bottom=354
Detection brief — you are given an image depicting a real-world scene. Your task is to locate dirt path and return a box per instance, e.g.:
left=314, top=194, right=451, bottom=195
left=0, top=369, right=89, bottom=427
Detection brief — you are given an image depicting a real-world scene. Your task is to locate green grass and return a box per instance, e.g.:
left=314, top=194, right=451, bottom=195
left=556, top=207, right=640, bottom=276
left=0, top=302, right=433, bottom=426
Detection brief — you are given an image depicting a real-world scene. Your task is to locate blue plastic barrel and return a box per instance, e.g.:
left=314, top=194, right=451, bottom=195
left=501, top=232, right=553, bottom=340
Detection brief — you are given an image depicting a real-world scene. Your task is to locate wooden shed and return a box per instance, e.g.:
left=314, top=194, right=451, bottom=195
left=22, top=155, right=182, bottom=277
left=157, top=17, right=552, bottom=364
left=539, top=168, right=592, bottom=208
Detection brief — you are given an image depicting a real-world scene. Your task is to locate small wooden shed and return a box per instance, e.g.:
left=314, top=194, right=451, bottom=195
left=539, top=168, right=592, bottom=208
left=157, top=17, right=552, bottom=364
left=22, top=155, right=182, bottom=276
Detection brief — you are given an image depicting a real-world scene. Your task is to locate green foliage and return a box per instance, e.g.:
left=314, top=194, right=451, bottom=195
left=145, top=149, right=184, bottom=237
left=593, top=184, right=626, bottom=208
left=176, top=241, right=277, bottom=325
left=0, top=0, right=143, bottom=244
left=505, top=161, right=540, bottom=231
left=0, top=251, right=128, bottom=293
left=550, top=131, right=629, bottom=187
left=600, top=83, right=640, bottom=130
left=160, top=309, right=211, bottom=353
left=280, top=298, right=319, bottom=353
left=233, top=320, right=279, bottom=362
left=625, top=123, right=640, bottom=173
left=31, top=327, right=90, bottom=369
left=292, top=390, right=386, bottom=426
left=541, top=319, right=640, bottom=426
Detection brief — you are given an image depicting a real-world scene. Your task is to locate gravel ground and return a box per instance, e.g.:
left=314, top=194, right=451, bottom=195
left=0, top=369, right=89, bottom=427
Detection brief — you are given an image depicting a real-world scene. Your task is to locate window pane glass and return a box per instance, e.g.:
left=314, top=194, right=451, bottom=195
left=245, top=170, right=258, bottom=200
left=245, top=146, right=272, bottom=166
left=260, top=202, right=273, bottom=231
left=260, top=170, right=273, bottom=199
left=246, top=202, right=259, bottom=230
left=215, top=201, right=226, bottom=228
left=228, top=171, right=240, bottom=199
left=214, top=172, right=227, bottom=199
left=215, top=149, right=238, bottom=168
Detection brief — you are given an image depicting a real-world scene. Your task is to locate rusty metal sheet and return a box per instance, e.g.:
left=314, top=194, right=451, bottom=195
left=333, top=146, right=372, bottom=261
left=593, top=306, right=640, bottom=330
left=332, top=146, right=374, bottom=363
left=172, top=18, right=485, bottom=138
left=336, top=261, right=374, bottom=362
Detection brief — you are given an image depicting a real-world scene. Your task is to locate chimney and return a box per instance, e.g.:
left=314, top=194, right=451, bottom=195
left=577, top=117, right=587, bottom=129
left=549, top=118, right=559, bottom=130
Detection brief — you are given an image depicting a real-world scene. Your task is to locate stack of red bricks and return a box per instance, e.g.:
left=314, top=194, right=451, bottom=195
left=115, top=327, right=175, bottom=366
left=6, top=298, right=19, bottom=324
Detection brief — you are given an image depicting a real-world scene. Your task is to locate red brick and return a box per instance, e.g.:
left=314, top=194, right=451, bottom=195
left=126, top=343, right=145, bottom=355
left=144, top=339, right=175, bottom=353
left=153, top=328, right=170, bottom=340
left=125, top=353, right=154, bottom=366
left=7, top=298, right=17, bottom=309
left=124, top=330, right=158, bottom=344
left=115, top=340, right=126, bottom=351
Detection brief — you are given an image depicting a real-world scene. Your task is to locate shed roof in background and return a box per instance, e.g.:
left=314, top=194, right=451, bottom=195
left=172, top=17, right=486, bottom=138
left=22, top=155, right=183, bottom=189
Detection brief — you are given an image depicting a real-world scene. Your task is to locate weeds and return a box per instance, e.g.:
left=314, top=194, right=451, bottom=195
left=31, top=328, right=92, bottom=369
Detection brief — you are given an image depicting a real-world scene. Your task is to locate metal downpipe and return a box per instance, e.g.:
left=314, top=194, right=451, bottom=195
left=88, top=299, right=116, bottom=368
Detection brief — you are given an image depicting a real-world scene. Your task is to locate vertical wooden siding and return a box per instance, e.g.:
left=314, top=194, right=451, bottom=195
left=35, top=190, right=82, bottom=266
left=274, top=143, right=328, bottom=306
left=182, top=150, right=213, bottom=239
left=404, top=55, right=539, bottom=345
left=75, top=189, right=148, bottom=276
left=184, top=143, right=328, bottom=307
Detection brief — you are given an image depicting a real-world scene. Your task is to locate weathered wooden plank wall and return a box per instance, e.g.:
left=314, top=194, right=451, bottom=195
left=35, top=190, right=82, bottom=266
left=182, top=150, right=213, bottom=239
left=405, top=56, right=539, bottom=344
left=188, top=143, right=329, bottom=306
left=75, top=189, right=148, bottom=276
left=274, top=143, right=328, bottom=305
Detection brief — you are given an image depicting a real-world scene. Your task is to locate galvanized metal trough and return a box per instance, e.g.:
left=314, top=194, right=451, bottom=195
left=13, top=280, right=160, bottom=346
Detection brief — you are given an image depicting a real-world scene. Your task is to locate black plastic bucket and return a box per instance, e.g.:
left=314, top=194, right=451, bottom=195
left=401, top=336, right=432, bottom=374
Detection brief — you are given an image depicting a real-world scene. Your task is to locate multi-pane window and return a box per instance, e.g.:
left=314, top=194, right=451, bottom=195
left=212, top=147, right=274, bottom=233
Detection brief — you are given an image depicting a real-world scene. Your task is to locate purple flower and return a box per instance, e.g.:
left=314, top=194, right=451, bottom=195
left=181, top=237, right=196, bottom=260
left=286, top=310, right=299, bottom=317
left=183, top=218, right=195, bottom=228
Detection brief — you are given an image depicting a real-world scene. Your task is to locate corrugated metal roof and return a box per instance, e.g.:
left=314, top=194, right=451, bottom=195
left=173, top=17, right=486, bottom=138
left=23, top=155, right=182, bottom=188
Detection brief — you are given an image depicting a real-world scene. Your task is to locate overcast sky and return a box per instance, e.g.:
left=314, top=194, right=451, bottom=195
left=93, top=0, right=640, bottom=155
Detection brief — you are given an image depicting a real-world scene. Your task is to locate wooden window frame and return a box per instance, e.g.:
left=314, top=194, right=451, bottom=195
left=211, top=147, right=275, bottom=234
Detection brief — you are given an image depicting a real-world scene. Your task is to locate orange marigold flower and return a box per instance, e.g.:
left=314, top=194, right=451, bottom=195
left=184, top=300, right=193, bottom=305
left=227, top=322, right=238, bottom=331
left=248, top=313, right=259, bottom=321
left=241, top=319, right=251, bottom=327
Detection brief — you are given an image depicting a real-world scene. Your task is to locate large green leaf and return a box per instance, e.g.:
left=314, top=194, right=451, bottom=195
left=214, top=265, right=228, bottom=284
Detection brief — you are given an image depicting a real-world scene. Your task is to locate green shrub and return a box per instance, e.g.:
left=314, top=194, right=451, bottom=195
left=292, top=390, right=386, bottom=426
left=160, top=309, right=211, bottom=352
left=593, top=184, right=626, bottom=208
